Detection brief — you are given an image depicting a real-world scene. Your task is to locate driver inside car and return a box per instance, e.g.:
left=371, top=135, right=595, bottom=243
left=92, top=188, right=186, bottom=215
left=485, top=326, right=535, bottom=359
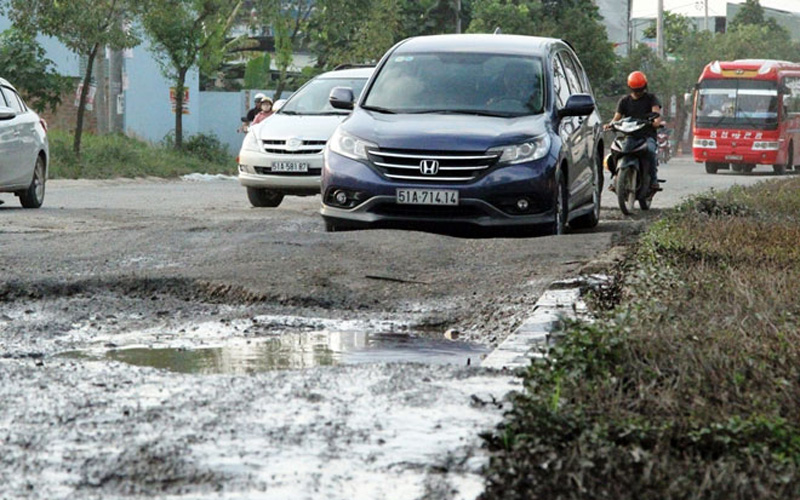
left=487, top=61, right=540, bottom=111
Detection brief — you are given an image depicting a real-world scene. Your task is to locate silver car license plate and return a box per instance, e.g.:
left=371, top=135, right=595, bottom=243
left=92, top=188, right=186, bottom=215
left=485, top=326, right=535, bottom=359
left=271, top=161, right=309, bottom=172
left=396, top=188, right=458, bottom=206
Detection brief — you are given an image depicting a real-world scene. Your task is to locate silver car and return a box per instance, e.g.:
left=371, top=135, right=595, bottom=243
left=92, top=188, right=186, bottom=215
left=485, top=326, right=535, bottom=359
left=237, top=66, right=373, bottom=207
left=0, top=77, right=49, bottom=209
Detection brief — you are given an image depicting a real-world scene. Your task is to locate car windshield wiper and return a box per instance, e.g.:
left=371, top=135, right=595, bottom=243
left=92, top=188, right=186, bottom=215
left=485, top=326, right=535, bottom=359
left=279, top=110, right=300, bottom=115
left=407, top=109, right=511, bottom=117
left=361, top=104, right=396, bottom=114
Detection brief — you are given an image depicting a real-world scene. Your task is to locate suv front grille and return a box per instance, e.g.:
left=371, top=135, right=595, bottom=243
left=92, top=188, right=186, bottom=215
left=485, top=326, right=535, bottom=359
left=368, top=148, right=499, bottom=183
left=261, top=139, right=327, bottom=155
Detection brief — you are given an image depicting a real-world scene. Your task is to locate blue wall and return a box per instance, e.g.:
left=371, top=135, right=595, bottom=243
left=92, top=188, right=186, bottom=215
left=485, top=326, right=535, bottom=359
left=125, top=39, right=200, bottom=146
left=199, top=89, right=279, bottom=157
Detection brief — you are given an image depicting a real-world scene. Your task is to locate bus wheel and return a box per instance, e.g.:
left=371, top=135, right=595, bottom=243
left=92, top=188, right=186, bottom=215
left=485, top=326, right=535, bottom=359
left=774, top=148, right=791, bottom=175
left=705, top=162, right=719, bottom=174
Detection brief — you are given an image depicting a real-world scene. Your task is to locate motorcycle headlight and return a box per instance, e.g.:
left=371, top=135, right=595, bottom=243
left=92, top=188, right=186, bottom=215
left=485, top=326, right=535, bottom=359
left=328, top=128, right=377, bottom=161
left=616, top=121, right=646, bottom=134
left=242, top=131, right=261, bottom=152
left=488, top=134, right=551, bottom=165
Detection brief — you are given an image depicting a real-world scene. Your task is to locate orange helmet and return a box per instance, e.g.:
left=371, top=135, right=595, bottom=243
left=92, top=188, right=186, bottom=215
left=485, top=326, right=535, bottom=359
left=627, top=71, right=648, bottom=91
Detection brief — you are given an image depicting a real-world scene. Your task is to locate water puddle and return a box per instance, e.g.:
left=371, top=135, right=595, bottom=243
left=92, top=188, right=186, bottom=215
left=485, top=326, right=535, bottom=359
left=63, top=330, right=488, bottom=374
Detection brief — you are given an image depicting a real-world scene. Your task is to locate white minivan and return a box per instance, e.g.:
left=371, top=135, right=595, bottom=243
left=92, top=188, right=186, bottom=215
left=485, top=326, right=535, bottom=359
left=237, top=66, right=374, bottom=207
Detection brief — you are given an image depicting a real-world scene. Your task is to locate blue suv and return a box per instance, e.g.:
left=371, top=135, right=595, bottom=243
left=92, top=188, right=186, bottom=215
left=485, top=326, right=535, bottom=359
left=321, top=34, right=604, bottom=234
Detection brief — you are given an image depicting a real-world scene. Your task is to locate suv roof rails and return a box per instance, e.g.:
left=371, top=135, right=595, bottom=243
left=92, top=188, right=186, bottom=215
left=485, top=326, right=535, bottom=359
left=332, top=63, right=374, bottom=71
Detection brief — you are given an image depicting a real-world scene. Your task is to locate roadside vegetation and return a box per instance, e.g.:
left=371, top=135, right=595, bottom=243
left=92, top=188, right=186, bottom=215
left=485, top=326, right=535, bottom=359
left=47, top=129, right=234, bottom=179
left=480, top=178, right=800, bottom=499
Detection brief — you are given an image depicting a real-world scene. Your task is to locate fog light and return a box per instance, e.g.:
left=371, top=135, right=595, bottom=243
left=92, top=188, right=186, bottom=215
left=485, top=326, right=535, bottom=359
left=516, top=198, right=530, bottom=211
left=334, top=190, right=348, bottom=205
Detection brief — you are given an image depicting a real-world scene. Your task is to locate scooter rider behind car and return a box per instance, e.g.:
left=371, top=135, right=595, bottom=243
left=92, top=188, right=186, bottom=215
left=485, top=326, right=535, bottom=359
left=605, top=71, right=663, bottom=192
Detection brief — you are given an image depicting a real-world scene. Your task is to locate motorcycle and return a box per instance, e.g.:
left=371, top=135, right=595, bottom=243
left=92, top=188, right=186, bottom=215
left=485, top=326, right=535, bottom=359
left=657, top=128, right=671, bottom=164
left=606, top=113, right=664, bottom=215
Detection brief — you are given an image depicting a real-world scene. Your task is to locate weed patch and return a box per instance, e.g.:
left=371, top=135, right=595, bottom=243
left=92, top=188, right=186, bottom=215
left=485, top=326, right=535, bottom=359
left=481, top=179, right=800, bottom=499
left=48, top=130, right=235, bottom=179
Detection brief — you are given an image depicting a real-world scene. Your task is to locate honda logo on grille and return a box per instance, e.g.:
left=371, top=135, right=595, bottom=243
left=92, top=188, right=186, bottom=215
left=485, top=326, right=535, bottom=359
left=420, top=159, right=439, bottom=175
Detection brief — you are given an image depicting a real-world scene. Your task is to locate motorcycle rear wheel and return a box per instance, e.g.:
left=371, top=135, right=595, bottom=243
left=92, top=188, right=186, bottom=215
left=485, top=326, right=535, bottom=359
left=616, top=168, right=637, bottom=215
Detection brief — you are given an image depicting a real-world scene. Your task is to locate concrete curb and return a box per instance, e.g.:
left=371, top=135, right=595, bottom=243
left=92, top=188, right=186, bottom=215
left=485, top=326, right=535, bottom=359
left=481, top=275, right=606, bottom=370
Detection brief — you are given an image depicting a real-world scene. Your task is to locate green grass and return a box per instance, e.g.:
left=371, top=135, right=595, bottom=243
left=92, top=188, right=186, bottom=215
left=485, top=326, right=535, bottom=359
left=480, top=178, right=800, bottom=500
left=47, top=129, right=236, bottom=179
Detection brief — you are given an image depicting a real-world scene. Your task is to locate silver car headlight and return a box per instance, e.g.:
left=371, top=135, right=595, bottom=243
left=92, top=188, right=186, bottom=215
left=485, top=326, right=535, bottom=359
left=328, top=128, right=376, bottom=161
left=241, top=131, right=261, bottom=152
left=489, top=134, right=551, bottom=165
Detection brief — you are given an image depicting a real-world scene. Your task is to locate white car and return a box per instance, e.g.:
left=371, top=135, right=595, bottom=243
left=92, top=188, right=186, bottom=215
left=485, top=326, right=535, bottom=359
left=0, top=77, right=49, bottom=209
left=237, top=66, right=374, bottom=207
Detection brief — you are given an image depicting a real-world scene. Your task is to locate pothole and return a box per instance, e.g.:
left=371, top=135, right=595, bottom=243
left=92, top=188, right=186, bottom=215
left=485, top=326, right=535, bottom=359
left=62, top=330, right=488, bottom=374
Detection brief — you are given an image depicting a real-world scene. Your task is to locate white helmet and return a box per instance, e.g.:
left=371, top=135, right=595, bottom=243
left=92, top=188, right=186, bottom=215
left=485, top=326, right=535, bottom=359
left=254, top=92, right=267, bottom=103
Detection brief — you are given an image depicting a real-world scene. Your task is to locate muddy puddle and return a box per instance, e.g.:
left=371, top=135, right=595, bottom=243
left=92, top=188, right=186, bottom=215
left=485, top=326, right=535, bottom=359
left=63, top=330, right=489, bottom=374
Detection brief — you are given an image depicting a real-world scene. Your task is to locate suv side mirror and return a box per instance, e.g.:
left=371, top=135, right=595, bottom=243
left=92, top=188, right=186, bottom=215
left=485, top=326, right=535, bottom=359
left=0, top=106, right=17, bottom=121
left=558, top=93, right=595, bottom=118
left=329, top=87, right=355, bottom=110
left=273, top=99, right=286, bottom=112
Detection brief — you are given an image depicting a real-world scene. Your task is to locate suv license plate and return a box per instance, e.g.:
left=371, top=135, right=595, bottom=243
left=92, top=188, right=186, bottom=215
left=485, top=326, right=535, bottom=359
left=396, top=189, right=458, bottom=206
left=271, top=161, right=309, bottom=172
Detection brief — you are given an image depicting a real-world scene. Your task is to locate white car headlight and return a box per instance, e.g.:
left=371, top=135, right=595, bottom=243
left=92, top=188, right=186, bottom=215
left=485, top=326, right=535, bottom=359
left=328, top=128, right=376, bottom=161
left=489, top=134, right=551, bottom=165
left=693, top=137, right=717, bottom=149
left=241, top=131, right=261, bottom=152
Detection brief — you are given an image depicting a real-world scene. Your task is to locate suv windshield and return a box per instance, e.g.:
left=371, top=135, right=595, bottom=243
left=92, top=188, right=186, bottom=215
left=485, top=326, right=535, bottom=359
left=280, top=77, right=368, bottom=115
left=695, top=79, right=779, bottom=130
left=363, top=52, right=545, bottom=117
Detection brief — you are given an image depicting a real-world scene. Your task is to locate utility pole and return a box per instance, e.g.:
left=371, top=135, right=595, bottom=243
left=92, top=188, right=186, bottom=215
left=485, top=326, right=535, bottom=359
left=705, top=0, right=709, bottom=32
left=455, top=0, right=461, bottom=34
left=627, top=0, right=633, bottom=56
left=657, top=0, right=665, bottom=59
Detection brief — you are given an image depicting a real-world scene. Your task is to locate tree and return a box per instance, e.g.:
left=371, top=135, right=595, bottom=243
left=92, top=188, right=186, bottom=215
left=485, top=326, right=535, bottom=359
left=643, top=10, right=692, bottom=56
left=244, top=0, right=314, bottom=99
left=1, top=0, right=142, bottom=157
left=142, top=0, right=243, bottom=149
left=468, top=0, right=616, bottom=86
left=243, top=53, right=271, bottom=89
left=0, top=28, right=69, bottom=113
left=729, top=0, right=787, bottom=35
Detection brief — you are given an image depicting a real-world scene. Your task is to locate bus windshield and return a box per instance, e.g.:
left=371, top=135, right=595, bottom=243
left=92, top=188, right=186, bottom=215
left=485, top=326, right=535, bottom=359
left=695, top=79, right=778, bottom=130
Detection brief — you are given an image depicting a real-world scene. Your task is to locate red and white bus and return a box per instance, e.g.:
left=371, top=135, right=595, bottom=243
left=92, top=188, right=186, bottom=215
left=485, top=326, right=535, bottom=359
left=692, top=59, right=800, bottom=174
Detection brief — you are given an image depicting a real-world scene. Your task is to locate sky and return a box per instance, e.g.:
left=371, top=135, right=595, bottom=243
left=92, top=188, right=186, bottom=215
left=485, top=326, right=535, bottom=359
left=631, top=0, right=800, bottom=19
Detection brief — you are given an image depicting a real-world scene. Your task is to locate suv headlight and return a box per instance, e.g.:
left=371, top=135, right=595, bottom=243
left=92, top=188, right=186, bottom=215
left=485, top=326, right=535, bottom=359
left=489, top=134, right=551, bottom=165
left=328, top=128, right=377, bottom=161
left=242, top=131, right=261, bottom=152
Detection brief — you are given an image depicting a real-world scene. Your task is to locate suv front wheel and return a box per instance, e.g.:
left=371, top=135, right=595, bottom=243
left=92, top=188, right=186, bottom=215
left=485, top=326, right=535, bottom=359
left=247, top=187, right=284, bottom=208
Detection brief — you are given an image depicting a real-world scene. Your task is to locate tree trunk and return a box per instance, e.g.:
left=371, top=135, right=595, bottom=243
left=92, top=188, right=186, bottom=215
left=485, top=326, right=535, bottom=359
left=74, top=42, right=100, bottom=160
left=274, top=66, right=288, bottom=100
left=174, top=69, right=187, bottom=150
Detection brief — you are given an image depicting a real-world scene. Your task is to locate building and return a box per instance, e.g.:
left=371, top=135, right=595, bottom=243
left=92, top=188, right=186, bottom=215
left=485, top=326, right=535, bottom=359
left=629, top=0, right=800, bottom=49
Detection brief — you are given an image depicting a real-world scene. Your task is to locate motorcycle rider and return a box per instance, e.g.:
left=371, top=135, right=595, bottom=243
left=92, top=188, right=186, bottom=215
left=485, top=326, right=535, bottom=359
left=238, top=93, right=267, bottom=133
left=605, top=71, right=663, bottom=192
left=246, top=93, right=267, bottom=123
